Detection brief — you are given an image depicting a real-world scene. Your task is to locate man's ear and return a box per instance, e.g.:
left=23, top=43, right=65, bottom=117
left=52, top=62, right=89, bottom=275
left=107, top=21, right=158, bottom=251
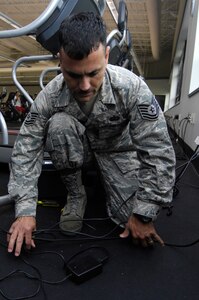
left=57, top=52, right=63, bottom=73
left=105, top=46, right=110, bottom=64
left=57, top=52, right=62, bottom=68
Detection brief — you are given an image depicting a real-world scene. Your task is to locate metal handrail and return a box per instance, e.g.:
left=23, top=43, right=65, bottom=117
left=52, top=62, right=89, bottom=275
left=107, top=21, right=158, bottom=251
left=0, top=111, right=8, bottom=145
left=0, top=0, right=62, bottom=148
left=12, top=55, right=58, bottom=104
left=0, top=0, right=62, bottom=38
left=39, top=67, right=61, bottom=90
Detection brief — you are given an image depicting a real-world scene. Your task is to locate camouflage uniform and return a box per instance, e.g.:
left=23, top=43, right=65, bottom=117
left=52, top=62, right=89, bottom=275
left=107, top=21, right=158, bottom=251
left=8, top=64, right=176, bottom=224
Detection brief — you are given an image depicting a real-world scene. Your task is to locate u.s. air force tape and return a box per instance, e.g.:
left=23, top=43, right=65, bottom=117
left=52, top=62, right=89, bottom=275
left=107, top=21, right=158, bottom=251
left=137, top=97, right=159, bottom=120
left=24, top=112, right=38, bottom=126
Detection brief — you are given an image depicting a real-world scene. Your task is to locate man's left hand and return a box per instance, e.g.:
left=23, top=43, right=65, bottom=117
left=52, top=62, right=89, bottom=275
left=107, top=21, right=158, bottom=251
left=120, top=215, right=164, bottom=247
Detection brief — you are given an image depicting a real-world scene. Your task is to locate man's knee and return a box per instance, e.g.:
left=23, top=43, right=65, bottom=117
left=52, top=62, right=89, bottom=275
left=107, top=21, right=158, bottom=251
left=47, top=112, right=85, bottom=136
left=45, top=112, right=86, bottom=170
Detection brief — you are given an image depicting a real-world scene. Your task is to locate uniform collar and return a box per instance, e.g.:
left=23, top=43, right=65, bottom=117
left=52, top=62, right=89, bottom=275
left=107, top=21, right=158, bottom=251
left=98, top=68, right=116, bottom=105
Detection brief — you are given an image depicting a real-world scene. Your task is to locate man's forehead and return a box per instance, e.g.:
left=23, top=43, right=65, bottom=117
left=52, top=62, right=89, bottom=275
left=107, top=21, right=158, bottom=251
left=59, top=46, right=106, bottom=75
left=63, top=67, right=100, bottom=78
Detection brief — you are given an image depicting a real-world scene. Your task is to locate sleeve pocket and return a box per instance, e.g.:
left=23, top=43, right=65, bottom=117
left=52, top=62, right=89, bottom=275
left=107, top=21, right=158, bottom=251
left=110, top=151, right=140, bottom=174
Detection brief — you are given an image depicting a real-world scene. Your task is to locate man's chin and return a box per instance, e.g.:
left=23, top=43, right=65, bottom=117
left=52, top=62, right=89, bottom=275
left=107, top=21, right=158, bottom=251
left=75, top=93, right=95, bottom=103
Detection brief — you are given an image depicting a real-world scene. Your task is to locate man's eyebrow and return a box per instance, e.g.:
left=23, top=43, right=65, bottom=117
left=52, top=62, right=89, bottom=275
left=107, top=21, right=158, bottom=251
left=65, top=71, right=82, bottom=78
left=64, top=68, right=101, bottom=78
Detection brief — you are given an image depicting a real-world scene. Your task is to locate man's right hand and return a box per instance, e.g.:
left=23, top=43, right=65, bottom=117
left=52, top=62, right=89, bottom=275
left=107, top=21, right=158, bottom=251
left=7, top=216, right=36, bottom=256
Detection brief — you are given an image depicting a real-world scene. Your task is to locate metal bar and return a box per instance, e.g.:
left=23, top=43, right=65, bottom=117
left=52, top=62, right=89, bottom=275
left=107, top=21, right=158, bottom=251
left=0, top=0, right=62, bottom=38
left=39, top=67, right=61, bottom=90
left=0, top=111, right=8, bottom=145
left=96, top=0, right=106, bottom=15
left=12, top=55, right=57, bottom=104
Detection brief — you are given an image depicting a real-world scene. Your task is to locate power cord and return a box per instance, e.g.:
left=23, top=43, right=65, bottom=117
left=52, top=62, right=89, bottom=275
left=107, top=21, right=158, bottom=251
left=164, top=238, right=199, bottom=247
left=2, top=187, right=199, bottom=248
left=175, top=145, right=199, bottom=184
left=0, top=244, right=109, bottom=300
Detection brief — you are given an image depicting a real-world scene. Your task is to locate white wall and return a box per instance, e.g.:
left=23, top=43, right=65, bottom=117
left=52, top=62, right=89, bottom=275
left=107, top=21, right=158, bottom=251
left=165, top=0, right=199, bottom=151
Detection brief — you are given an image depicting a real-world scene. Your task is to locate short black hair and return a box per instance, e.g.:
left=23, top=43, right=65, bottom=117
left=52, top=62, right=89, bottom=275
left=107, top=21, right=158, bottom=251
left=59, top=11, right=107, bottom=59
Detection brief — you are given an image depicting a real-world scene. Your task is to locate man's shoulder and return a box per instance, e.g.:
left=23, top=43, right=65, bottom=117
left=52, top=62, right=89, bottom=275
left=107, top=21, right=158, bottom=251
left=106, top=64, right=140, bottom=87
left=44, top=73, right=64, bottom=96
left=32, top=73, right=66, bottom=115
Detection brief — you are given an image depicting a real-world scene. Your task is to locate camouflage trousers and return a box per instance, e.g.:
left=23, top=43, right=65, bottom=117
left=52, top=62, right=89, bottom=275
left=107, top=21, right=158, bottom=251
left=45, top=112, right=139, bottom=224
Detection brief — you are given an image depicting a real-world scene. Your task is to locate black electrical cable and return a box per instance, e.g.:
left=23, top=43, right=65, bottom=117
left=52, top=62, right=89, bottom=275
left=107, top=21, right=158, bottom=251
left=2, top=180, right=199, bottom=253
left=0, top=270, right=41, bottom=300
left=31, top=192, right=134, bottom=240
left=175, top=146, right=199, bottom=183
left=0, top=249, right=71, bottom=300
left=164, top=238, right=199, bottom=248
left=65, top=245, right=109, bottom=266
left=0, top=253, right=45, bottom=300
left=31, top=229, right=199, bottom=248
left=178, top=181, right=199, bottom=189
left=0, top=242, right=109, bottom=300
left=170, top=145, right=199, bottom=205
left=21, top=251, right=71, bottom=285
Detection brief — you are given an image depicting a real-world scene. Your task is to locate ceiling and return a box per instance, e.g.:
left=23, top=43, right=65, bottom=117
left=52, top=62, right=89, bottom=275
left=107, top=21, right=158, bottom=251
left=0, top=0, right=186, bottom=87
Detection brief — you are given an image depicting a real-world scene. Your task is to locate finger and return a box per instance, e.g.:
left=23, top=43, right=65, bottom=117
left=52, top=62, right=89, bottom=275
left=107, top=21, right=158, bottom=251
left=31, top=239, right=36, bottom=248
left=7, top=231, right=11, bottom=243
left=14, top=233, right=25, bottom=256
left=25, top=231, right=33, bottom=250
left=31, top=229, right=36, bottom=248
left=140, top=239, right=149, bottom=247
left=7, top=224, right=15, bottom=243
left=146, top=238, right=154, bottom=247
left=7, top=230, right=18, bottom=254
left=120, top=227, right=130, bottom=238
left=152, top=233, right=164, bottom=246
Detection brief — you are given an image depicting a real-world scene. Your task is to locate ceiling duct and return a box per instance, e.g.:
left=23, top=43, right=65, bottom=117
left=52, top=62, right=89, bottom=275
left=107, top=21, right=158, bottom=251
left=146, top=0, right=160, bottom=60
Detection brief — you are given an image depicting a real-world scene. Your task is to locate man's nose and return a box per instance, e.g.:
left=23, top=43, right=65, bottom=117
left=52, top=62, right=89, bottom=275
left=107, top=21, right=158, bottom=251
left=79, top=76, right=91, bottom=91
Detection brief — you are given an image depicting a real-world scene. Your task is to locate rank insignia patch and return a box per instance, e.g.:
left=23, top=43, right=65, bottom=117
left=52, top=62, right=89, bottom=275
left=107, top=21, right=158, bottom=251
left=24, top=112, right=38, bottom=127
left=138, top=97, right=159, bottom=120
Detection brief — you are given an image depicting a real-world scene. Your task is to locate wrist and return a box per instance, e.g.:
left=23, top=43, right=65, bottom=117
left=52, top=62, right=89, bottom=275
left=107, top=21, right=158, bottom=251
left=133, top=213, right=152, bottom=224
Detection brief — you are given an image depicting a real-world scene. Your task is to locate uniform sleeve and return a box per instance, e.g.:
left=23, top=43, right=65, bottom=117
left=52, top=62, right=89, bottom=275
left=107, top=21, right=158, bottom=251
left=128, top=78, right=176, bottom=220
left=8, top=91, right=51, bottom=218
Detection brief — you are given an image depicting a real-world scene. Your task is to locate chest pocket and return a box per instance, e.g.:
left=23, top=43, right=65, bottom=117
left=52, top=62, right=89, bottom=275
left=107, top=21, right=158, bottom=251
left=87, top=111, right=129, bottom=140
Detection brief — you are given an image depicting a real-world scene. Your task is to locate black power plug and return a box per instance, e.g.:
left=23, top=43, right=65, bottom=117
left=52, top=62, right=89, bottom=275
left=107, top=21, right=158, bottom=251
left=67, top=254, right=103, bottom=283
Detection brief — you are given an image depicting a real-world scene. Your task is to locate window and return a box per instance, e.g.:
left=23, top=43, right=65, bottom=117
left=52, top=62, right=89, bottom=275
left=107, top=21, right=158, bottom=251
left=189, top=6, right=199, bottom=96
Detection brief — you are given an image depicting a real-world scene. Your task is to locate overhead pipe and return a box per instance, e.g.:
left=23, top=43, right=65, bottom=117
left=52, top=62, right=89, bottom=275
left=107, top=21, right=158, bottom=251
left=146, top=0, right=160, bottom=61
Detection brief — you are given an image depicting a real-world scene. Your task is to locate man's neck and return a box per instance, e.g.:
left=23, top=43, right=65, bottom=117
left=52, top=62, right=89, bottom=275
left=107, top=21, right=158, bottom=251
left=77, top=97, right=97, bottom=116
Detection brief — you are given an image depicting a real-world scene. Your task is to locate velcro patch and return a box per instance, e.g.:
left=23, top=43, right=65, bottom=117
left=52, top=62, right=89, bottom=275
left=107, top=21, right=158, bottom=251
left=138, top=97, right=159, bottom=120
left=24, top=112, right=38, bottom=127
